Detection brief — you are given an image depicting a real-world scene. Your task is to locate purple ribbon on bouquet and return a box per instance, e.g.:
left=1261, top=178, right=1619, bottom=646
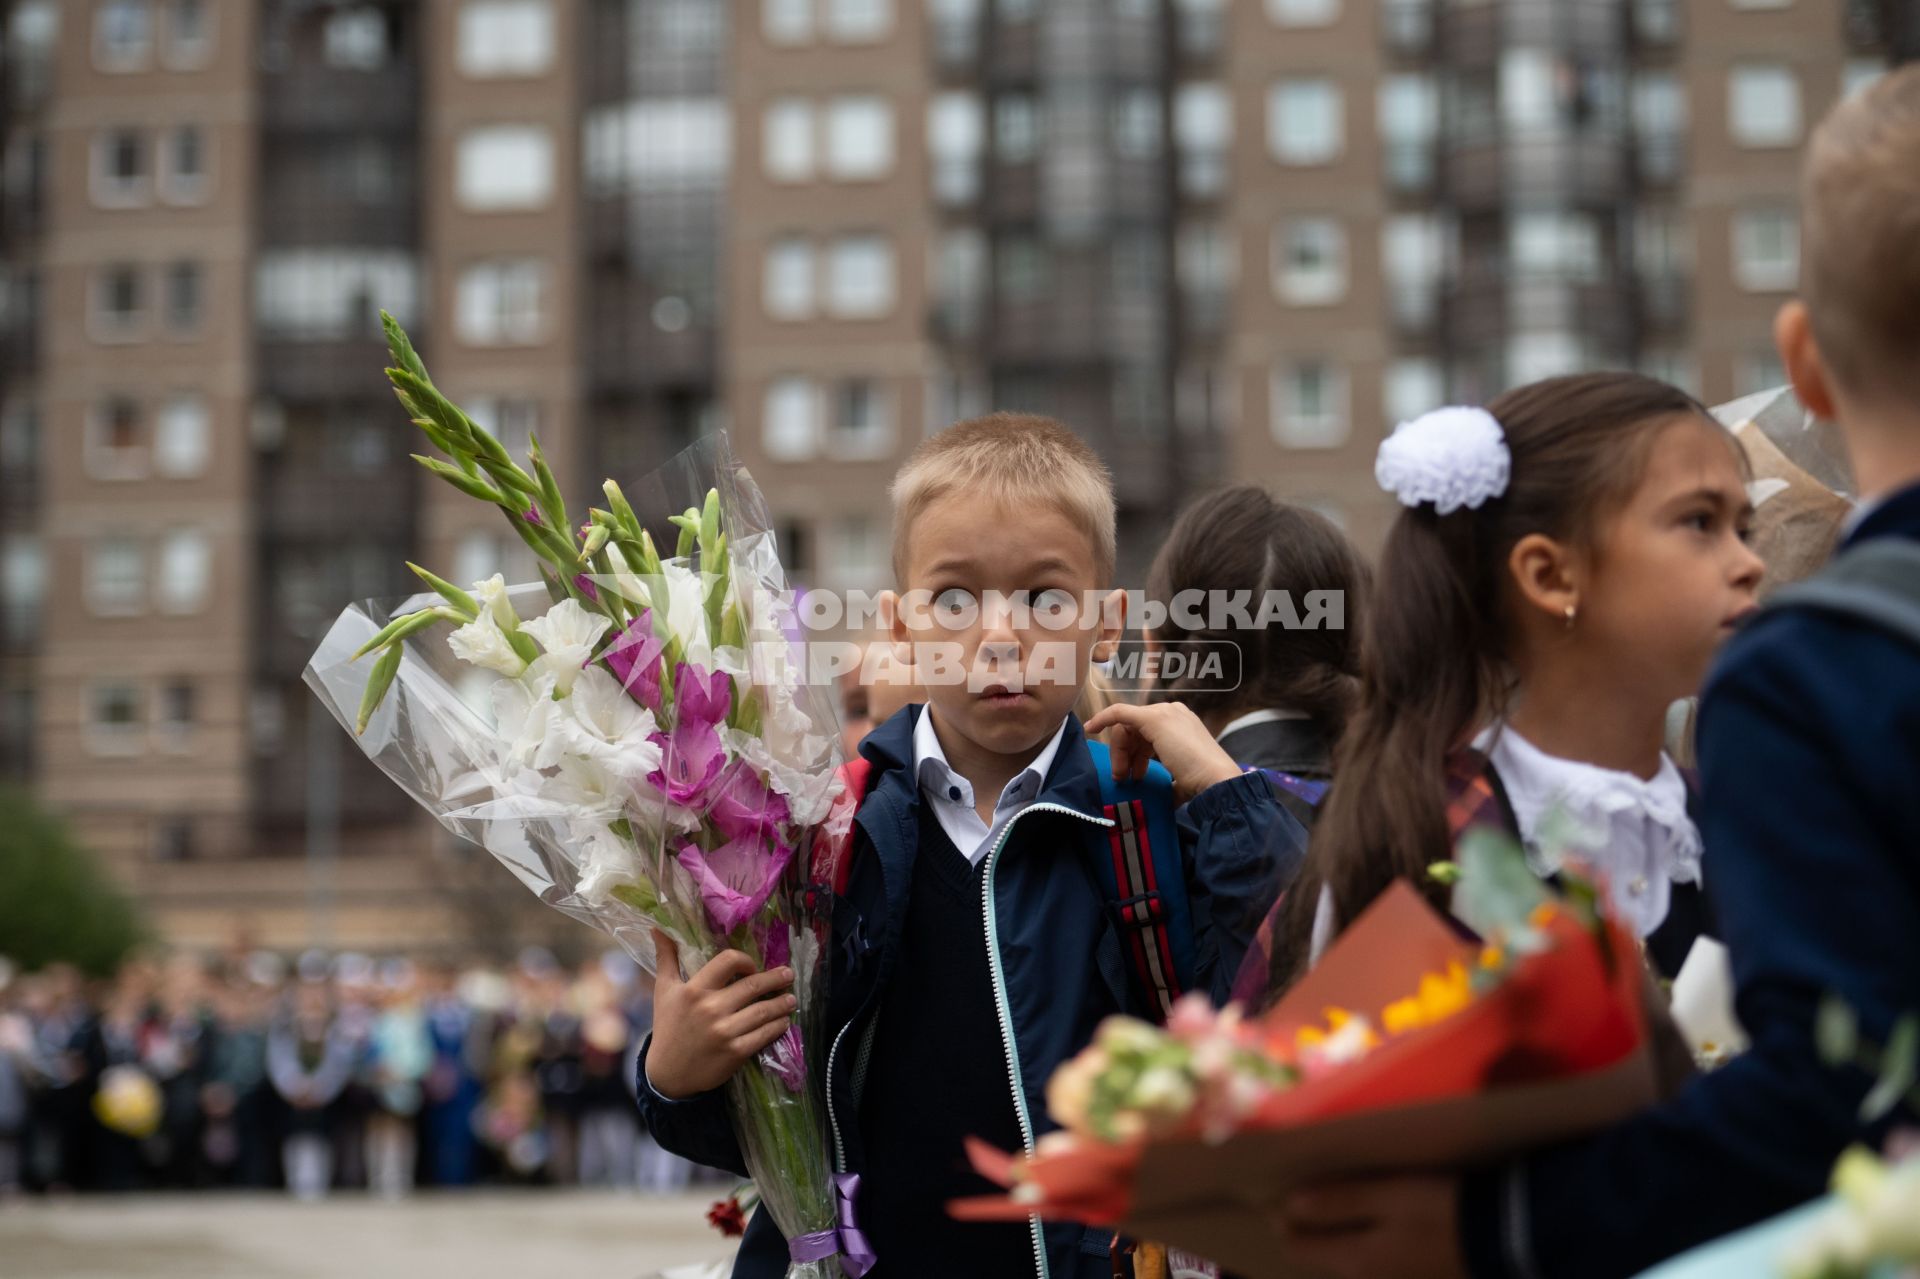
left=788, top=1172, right=876, bottom=1276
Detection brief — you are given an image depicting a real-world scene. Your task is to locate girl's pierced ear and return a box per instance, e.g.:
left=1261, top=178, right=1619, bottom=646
left=1564, top=603, right=1578, bottom=631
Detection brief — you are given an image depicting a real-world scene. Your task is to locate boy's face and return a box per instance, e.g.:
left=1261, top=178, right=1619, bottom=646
left=884, top=491, right=1123, bottom=763
left=1580, top=416, right=1765, bottom=703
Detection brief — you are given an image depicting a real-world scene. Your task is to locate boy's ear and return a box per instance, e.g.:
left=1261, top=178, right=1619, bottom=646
left=1507, top=533, right=1580, bottom=628
left=1093, top=587, right=1127, bottom=662
left=1774, top=299, right=1839, bottom=421
left=878, top=590, right=912, bottom=665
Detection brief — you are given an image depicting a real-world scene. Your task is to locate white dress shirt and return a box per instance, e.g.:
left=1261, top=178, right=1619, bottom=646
left=913, top=708, right=1070, bottom=865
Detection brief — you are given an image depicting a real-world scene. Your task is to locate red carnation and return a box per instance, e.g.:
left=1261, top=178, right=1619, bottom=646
left=707, top=1195, right=748, bottom=1238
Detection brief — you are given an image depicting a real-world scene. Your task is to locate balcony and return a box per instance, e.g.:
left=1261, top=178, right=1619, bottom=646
left=256, top=336, right=397, bottom=403
left=258, top=467, right=414, bottom=542
left=1383, top=0, right=1434, bottom=56
left=1443, top=271, right=1635, bottom=354
left=1637, top=273, right=1689, bottom=332
left=1445, top=129, right=1632, bottom=209
left=1442, top=0, right=1630, bottom=68
left=262, top=65, right=419, bottom=135
left=1636, top=132, right=1685, bottom=187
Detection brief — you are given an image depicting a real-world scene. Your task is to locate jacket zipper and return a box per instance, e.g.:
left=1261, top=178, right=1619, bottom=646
left=981, top=801, right=1115, bottom=1279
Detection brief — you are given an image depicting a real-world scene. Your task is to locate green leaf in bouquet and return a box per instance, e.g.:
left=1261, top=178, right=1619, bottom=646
left=414, top=454, right=509, bottom=505
left=356, top=642, right=404, bottom=735
left=406, top=563, right=479, bottom=619
left=1449, top=826, right=1551, bottom=940
left=527, top=433, right=568, bottom=532
left=578, top=521, right=612, bottom=563
left=350, top=605, right=464, bottom=660
left=1860, top=1014, right=1919, bottom=1123
left=602, top=479, right=643, bottom=542
left=380, top=310, right=429, bottom=383
left=670, top=510, right=698, bottom=559
left=1817, top=995, right=1860, bottom=1067
left=699, top=488, right=722, bottom=560
left=507, top=627, right=540, bottom=667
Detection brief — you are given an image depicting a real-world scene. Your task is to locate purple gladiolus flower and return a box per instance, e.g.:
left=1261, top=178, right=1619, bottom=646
left=762, top=1024, right=807, bottom=1093
left=604, top=612, right=666, bottom=710
left=523, top=506, right=543, bottom=526
left=707, top=762, right=791, bottom=844
left=647, top=662, right=732, bottom=806
left=572, top=573, right=601, bottom=603
left=675, top=835, right=795, bottom=935
left=675, top=662, right=732, bottom=728
left=755, top=919, right=792, bottom=971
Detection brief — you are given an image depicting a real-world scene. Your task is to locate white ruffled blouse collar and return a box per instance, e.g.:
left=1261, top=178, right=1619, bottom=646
left=1475, top=725, right=1703, bottom=939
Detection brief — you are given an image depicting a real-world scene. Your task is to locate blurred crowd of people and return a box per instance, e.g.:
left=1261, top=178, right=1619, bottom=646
left=0, top=947, right=713, bottom=1200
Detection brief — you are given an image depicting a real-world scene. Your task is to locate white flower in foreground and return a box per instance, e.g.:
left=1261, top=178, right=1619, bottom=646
left=658, top=560, right=714, bottom=668
left=490, top=673, right=557, bottom=770
left=452, top=610, right=528, bottom=678
left=549, top=667, right=662, bottom=781
left=471, top=573, right=518, bottom=630
left=721, top=727, right=840, bottom=827
left=521, top=599, right=612, bottom=696
left=572, top=825, right=645, bottom=908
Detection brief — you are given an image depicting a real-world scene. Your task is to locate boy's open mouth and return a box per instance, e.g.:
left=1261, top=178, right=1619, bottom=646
left=977, top=682, right=1032, bottom=706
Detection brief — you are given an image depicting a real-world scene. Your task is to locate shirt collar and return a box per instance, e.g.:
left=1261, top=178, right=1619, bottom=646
left=913, top=706, right=1070, bottom=813
left=1214, top=707, right=1309, bottom=741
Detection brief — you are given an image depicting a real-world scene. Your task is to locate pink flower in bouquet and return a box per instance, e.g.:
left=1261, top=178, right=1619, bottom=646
left=522, top=505, right=543, bottom=526
left=648, top=664, right=733, bottom=806
left=755, top=918, right=792, bottom=970
left=605, top=612, right=667, bottom=709
left=675, top=834, right=795, bottom=934
left=708, top=762, right=792, bottom=845
left=763, top=1023, right=808, bottom=1092
left=572, top=573, right=600, bottom=603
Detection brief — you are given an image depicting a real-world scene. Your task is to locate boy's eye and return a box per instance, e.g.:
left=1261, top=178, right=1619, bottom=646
left=933, top=588, right=977, bottom=624
left=1031, top=588, right=1075, bottom=621
left=1682, top=511, right=1715, bottom=533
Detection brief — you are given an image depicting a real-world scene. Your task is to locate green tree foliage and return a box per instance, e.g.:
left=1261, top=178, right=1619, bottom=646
left=0, top=787, right=146, bottom=975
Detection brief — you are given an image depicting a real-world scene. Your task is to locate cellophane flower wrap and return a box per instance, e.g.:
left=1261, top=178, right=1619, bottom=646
left=304, top=316, right=856, bottom=1278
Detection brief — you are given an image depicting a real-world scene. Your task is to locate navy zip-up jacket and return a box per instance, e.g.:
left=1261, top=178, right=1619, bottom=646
left=1460, top=483, right=1920, bottom=1278
left=637, top=704, right=1302, bottom=1279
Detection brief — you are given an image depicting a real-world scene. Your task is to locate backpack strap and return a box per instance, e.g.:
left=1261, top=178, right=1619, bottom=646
left=1764, top=539, right=1920, bottom=651
left=1086, top=739, right=1194, bottom=1023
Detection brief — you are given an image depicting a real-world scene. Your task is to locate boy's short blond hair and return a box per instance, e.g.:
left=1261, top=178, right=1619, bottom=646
left=889, top=412, right=1117, bottom=585
left=1803, top=64, right=1920, bottom=403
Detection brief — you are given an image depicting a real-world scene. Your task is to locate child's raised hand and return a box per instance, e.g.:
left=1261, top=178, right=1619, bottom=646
left=645, top=930, right=796, bottom=1100
left=1083, top=702, right=1244, bottom=803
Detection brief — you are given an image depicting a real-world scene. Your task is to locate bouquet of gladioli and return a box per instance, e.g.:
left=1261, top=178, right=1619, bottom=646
left=305, top=316, right=856, bottom=1278
left=955, top=832, right=1656, bottom=1279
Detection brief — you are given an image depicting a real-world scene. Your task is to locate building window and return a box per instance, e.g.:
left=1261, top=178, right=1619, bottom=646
left=1, top=537, right=43, bottom=646
left=764, top=98, right=817, bottom=182
left=585, top=97, right=730, bottom=192
left=455, top=259, right=546, bottom=345
left=87, top=538, right=146, bottom=615
left=1843, top=59, right=1887, bottom=102
left=1266, top=0, right=1339, bottom=26
left=0, top=400, right=39, bottom=475
left=825, top=516, right=886, bottom=589
left=995, top=94, right=1040, bottom=164
left=830, top=379, right=894, bottom=458
left=1384, top=358, right=1444, bottom=426
left=929, top=91, right=985, bottom=204
left=763, top=236, right=816, bottom=319
left=1275, top=217, right=1347, bottom=305
left=1175, top=83, right=1231, bottom=197
left=163, top=0, right=212, bottom=68
left=456, top=125, right=555, bottom=211
left=463, top=397, right=537, bottom=459
left=1732, top=207, right=1799, bottom=292
left=1267, top=79, right=1344, bottom=165
left=324, top=6, right=389, bottom=70
left=1510, top=212, right=1602, bottom=282
left=87, top=398, right=146, bottom=478
left=1738, top=349, right=1787, bottom=396
left=93, top=265, right=145, bottom=340
left=1379, top=74, right=1438, bottom=189
left=152, top=819, right=194, bottom=860
left=94, top=0, right=153, bottom=71
left=1272, top=361, right=1349, bottom=449
left=153, top=394, right=210, bottom=477
left=1507, top=333, right=1585, bottom=386
left=826, top=235, right=895, bottom=318
left=826, top=96, right=894, bottom=180
left=1112, top=88, right=1163, bottom=160
left=86, top=682, right=145, bottom=753
left=1639, top=348, right=1696, bottom=395
left=826, top=0, right=892, bottom=42
left=763, top=0, right=813, bottom=43
left=1728, top=64, right=1801, bottom=147
left=156, top=528, right=211, bottom=614
left=160, top=125, right=207, bottom=204
left=165, top=261, right=202, bottom=331
left=457, top=0, right=554, bottom=77
left=92, top=129, right=150, bottom=207
left=763, top=376, right=820, bottom=461
left=255, top=249, right=420, bottom=341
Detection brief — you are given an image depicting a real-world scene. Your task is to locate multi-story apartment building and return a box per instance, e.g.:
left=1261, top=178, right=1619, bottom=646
left=0, top=0, right=1907, bottom=953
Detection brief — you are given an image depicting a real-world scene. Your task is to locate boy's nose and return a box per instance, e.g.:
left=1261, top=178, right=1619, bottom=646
left=1732, top=539, right=1766, bottom=592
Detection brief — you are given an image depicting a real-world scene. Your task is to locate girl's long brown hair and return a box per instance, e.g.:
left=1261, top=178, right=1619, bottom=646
left=1264, top=372, right=1720, bottom=998
left=1144, top=487, right=1371, bottom=744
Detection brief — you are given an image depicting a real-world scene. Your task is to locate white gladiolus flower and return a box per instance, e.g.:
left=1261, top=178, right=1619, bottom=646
left=490, top=673, right=558, bottom=770
left=549, top=667, right=662, bottom=781
left=721, top=728, right=840, bottom=827
left=657, top=560, right=713, bottom=668
left=451, top=610, right=529, bottom=678
left=521, top=600, right=612, bottom=697
left=471, top=573, right=519, bottom=630
left=571, top=825, right=644, bottom=907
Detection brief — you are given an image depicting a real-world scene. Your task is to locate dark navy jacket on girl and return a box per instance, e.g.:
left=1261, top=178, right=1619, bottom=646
left=636, top=703, right=1302, bottom=1279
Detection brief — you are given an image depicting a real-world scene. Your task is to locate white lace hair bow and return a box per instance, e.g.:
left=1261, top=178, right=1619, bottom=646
left=1375, top=406, right=1512, bottom=515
